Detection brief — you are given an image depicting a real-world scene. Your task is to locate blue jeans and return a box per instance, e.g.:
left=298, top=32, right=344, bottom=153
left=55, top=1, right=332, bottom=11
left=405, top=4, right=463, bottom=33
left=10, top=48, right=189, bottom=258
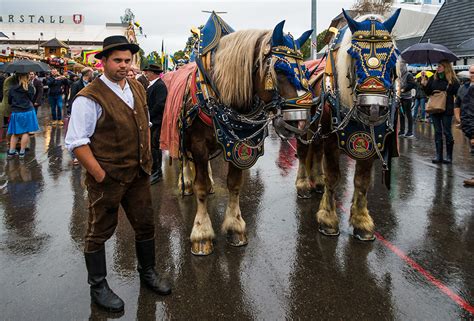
left=412, top=98, right=426, bottom=120
left=431, top=113, right=453, bottom=143
left=48, top=95, right=63, bottom=120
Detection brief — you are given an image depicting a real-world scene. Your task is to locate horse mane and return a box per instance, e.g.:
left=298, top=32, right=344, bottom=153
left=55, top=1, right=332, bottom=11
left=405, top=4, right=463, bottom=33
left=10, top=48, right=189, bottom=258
left=336, top=14, right=399, bottom=108
left=212, top=29, right=272, bottom=110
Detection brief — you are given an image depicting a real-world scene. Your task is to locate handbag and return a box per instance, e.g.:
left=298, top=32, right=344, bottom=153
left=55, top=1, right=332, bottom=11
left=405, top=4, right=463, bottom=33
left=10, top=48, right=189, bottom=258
left=426, top=84, right=449, bottom=114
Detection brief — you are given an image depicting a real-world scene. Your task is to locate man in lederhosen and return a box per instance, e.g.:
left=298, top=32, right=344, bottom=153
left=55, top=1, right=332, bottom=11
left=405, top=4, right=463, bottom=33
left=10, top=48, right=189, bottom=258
left=65, top=35, right=171, bottom=313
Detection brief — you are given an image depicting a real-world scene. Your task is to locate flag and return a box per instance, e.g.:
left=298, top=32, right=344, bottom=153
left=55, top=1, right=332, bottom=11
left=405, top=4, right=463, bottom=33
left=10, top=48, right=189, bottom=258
left=161, top=39, right=165, bottom=68
left=168, top=55, right=175, bottom=70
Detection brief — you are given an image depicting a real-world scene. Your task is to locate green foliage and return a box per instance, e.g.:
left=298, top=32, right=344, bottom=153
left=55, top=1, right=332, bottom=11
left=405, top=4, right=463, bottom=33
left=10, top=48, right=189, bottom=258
left=300, top=29, right=328, bottom=60
left=173, top=50, right=186, bottom=60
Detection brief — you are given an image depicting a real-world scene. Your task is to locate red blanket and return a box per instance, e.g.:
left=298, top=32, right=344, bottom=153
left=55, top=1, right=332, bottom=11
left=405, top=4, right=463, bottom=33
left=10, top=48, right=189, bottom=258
left=160, top=62, right=197, bottom=158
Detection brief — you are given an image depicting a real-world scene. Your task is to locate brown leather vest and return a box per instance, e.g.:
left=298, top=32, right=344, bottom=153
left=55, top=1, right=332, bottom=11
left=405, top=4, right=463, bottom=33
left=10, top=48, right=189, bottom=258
left=77, top=77, right=152, bottom=182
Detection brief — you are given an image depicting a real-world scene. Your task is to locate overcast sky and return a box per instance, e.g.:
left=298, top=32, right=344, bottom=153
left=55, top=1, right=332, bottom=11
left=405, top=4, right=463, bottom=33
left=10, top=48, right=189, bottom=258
left=1, top=0, right=356, bottom=54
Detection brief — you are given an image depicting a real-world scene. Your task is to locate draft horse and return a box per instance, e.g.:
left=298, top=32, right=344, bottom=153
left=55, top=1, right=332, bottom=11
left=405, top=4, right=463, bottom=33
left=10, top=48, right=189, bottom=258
left=178, top=19, right=314, bottom=255
left=296, top=9, right=402, bottom=241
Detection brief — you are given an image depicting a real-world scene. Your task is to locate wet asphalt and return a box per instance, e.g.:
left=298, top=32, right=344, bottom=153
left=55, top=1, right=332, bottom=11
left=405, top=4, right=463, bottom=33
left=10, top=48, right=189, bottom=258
left=0, top=106, right=473, bottom=321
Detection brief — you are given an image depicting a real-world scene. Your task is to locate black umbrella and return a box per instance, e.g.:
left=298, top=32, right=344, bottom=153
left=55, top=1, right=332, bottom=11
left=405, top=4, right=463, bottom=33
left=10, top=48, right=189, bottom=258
left=401, top=43, right=458, bottom=65
left=458, top=37, right=474, bottom=51
left=1, top=59, right=51, bottom=73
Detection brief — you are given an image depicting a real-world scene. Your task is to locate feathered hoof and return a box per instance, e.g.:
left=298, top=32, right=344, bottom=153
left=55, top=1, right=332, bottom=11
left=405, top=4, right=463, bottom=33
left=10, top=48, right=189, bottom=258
left=318, top=224, right=340, bottom=237
left=297, top=190, right=312, bottom=199
left=227, top=231, right=248, bottom=247
left=353, top=228, right=375, bottom=242
left=191, top=239, right=214, bottom=256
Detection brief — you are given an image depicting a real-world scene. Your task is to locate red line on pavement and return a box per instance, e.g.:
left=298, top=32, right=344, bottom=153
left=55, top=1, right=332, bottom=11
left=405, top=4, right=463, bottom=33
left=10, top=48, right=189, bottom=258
left=335, top=200, right=473, bottom=314
left=375, top=232, right=474, bottom=315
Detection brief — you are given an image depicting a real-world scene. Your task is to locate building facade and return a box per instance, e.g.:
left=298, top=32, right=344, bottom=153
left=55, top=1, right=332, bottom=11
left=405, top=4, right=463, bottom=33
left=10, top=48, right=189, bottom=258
left=0, top=13, right=127, bottom=61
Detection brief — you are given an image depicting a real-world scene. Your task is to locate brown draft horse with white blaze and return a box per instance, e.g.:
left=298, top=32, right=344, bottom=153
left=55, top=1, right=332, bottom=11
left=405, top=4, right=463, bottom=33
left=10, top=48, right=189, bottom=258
left=180, top=22, right=314, bottom=255
left=296, top=9, right=402, bottom=241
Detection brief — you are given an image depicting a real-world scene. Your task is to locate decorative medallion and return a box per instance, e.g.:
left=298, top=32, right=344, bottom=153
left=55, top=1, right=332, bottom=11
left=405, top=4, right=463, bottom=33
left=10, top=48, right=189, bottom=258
left=232, top=141, right=258, bottom=168
left=367, top=57, right=380, bottom=68
left=347, top=132, right=375, bottom=159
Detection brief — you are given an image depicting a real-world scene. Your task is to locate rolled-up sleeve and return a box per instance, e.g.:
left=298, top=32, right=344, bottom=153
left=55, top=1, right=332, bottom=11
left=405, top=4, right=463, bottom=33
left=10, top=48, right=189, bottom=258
left=65, top=96, right=102, bottom=152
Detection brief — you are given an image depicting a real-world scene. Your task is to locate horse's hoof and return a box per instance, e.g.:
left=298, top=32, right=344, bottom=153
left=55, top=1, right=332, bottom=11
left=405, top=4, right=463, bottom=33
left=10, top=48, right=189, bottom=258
left=191, top=240, right=214, bottom=256
left=318, top=224, right=340, bottom=237
left=353, top=228, right=375, bottom=242
left=297, top=190, right=311, bottom=199
left=227, top=231, right=248, bottom=247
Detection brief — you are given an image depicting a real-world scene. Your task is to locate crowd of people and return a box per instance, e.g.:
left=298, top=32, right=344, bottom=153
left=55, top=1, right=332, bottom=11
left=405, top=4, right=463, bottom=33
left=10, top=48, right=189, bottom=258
left=398, top=60, right=474, bottom=186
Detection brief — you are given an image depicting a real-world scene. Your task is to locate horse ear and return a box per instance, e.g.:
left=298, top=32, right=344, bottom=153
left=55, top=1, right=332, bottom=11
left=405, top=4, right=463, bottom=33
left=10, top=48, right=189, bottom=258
left=383, top=8, right=401, bottom=33
left=296, top=29, right=313, bottom=48
left=342, top=9, right=360, bottom=34
left=272, top=20, right=285, bottom=46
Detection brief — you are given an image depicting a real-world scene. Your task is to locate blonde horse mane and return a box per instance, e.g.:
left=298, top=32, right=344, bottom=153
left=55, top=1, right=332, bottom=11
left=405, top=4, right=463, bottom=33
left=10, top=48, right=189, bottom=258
left=336, top=14, right=399, bottom=108
left=212, top=29, right=272, bottom=109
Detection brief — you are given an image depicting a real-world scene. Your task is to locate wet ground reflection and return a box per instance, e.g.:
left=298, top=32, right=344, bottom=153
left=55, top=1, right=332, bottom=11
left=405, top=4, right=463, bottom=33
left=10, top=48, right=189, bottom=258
left=0, top=107, right=473, bottom=320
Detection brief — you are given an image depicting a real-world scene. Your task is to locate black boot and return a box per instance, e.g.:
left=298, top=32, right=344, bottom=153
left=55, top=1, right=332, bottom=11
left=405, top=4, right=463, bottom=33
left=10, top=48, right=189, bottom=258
left=443, top=141, right=454, bottom=164
left=85, top=248, right=124, bottom=312
left=432, top=140, right=444, bottom=164
left=136, top=239, right=172, bottom=295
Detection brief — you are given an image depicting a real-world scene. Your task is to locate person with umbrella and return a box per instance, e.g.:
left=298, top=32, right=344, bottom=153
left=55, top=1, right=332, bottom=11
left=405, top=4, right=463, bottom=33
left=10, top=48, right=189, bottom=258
left=6, top=73, right=39, bottom=159
left=421, top=60, right=460, bottom=164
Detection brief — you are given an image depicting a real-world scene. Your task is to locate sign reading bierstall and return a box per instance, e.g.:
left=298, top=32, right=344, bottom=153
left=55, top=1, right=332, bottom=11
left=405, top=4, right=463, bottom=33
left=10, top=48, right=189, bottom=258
left=0, top=14, right=84, bottom=25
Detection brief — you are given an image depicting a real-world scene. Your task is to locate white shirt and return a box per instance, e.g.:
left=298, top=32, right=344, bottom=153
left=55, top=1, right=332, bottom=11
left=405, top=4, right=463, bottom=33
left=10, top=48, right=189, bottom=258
left=65, top=75, right=135, bottom=152
left=148, top=77, right=159, bottom=88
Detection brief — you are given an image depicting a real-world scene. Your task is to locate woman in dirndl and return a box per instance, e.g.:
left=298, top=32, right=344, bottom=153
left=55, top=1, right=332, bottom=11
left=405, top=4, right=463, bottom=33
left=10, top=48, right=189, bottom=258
left=7, top=73, right=39, bottom=159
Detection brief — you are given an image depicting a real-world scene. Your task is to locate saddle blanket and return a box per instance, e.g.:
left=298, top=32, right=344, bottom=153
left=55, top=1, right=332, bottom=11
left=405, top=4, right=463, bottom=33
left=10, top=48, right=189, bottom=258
left=160, top=62, right=197, bottom=158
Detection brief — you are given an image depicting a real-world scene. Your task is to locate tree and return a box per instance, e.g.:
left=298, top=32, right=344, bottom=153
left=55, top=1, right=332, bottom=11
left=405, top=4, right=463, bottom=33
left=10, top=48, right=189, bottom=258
left=300, top=29, right=328, bottom=60
left=173, top=50, right=186, bottom=60
left=352, top=0, right=394, bottom=16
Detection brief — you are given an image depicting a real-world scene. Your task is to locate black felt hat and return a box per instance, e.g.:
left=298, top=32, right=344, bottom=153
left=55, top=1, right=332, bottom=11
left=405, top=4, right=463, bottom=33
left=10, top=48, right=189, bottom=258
left=143, top=63, right=163, bottom=74
left=95, top=35, right=140, bottom=59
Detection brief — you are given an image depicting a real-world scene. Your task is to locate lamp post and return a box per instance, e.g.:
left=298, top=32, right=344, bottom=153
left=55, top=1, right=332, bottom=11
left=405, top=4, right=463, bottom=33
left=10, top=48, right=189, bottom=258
left=311, top=0, right=317, bottom=59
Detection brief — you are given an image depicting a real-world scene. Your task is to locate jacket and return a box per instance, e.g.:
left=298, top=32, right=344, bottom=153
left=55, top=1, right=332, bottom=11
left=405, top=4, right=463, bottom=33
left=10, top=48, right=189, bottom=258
left=400, top=72, right=416, bottom=100
left=146, top=78, right=168, bottom=127
left=46, top=76, right=67, bottom=96
left=69, top=78, right=87, bottom=105
left=0, top=75, right=16, bottom=117
left=32, top=78, right=44, bottom=106
left=423, top=76, right=460, bottom=116
left=461, top=85, right=474, bottom=139
left=8, top=84, right=35, bottom=113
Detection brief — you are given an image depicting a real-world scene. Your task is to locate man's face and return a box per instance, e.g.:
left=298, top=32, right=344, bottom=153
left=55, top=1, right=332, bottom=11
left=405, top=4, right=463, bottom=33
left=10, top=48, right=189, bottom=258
left=469, top=66, right=474, bottom=83
left=102, top=50, right=132, bottom=82
left=51, top=69, right=58, bottom=76
left=28, top=72, right=35, bottom=80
